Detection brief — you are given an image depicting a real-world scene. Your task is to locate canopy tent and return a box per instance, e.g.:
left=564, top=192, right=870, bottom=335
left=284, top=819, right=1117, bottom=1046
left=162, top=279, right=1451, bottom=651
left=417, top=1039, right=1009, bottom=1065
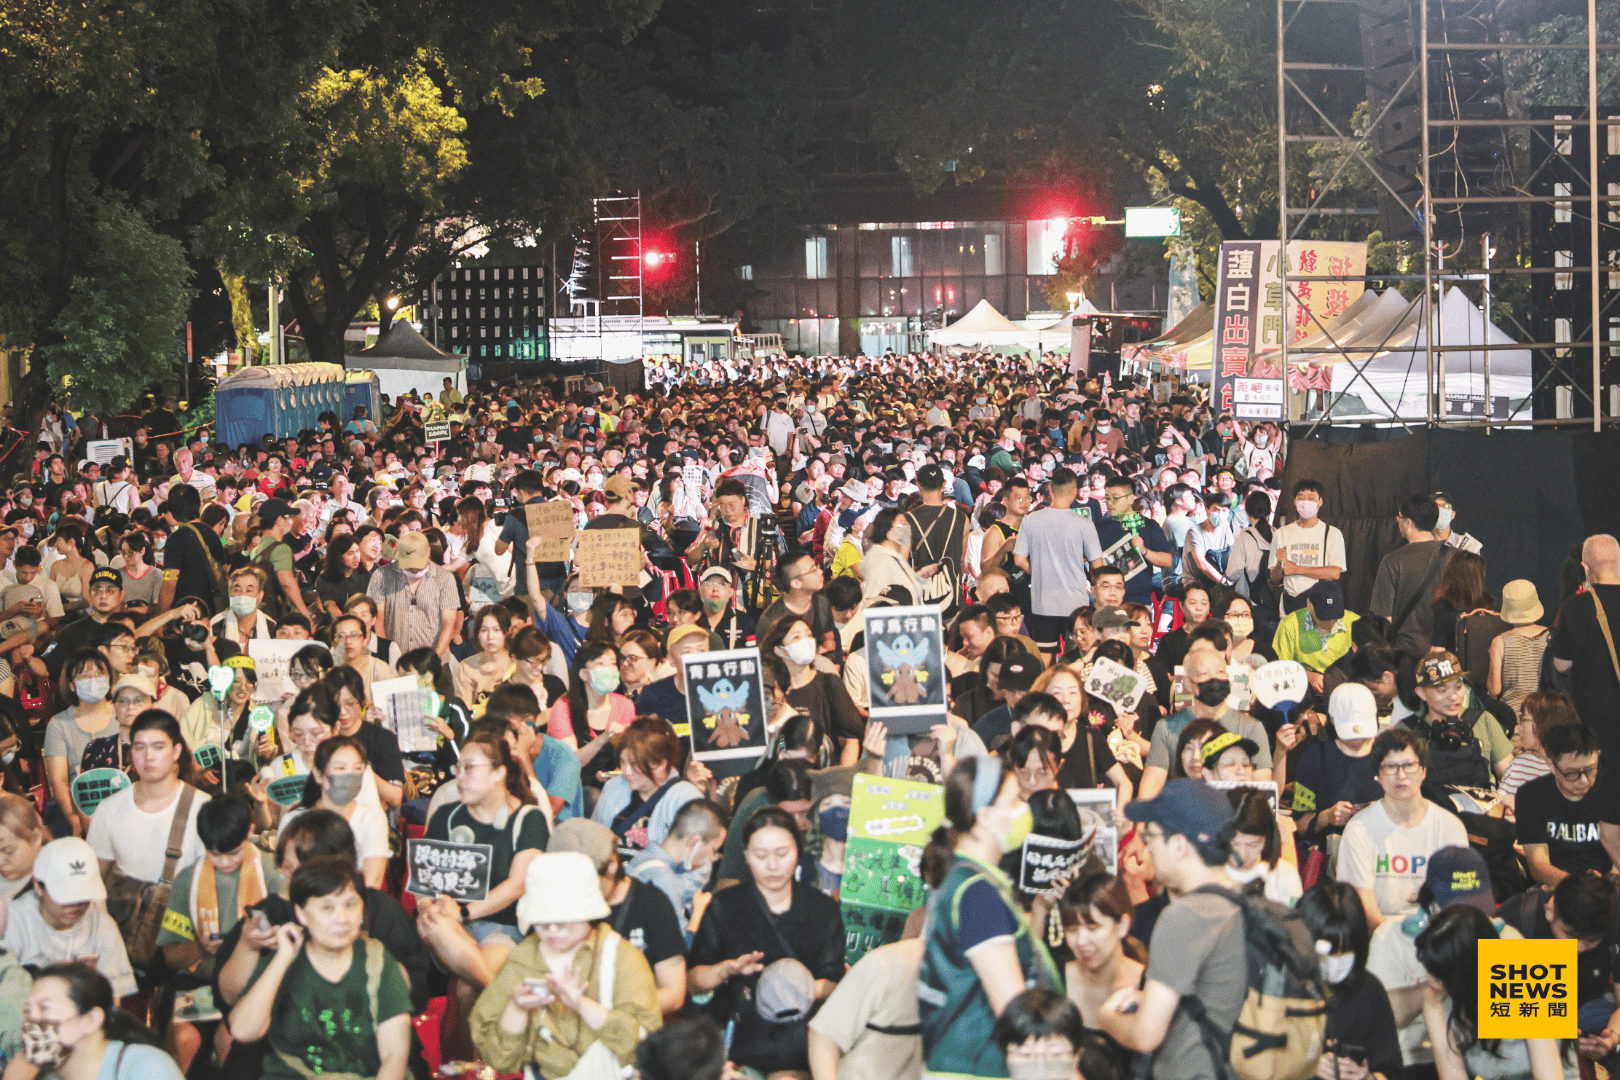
left=353, top=321, right=467, bottom=402
left=1181, top=289, right=1387, bottom=374
left=1123, top=302, right=1212, bottom=363
left=927, top=299, right=1035, bottom=347
left=1034, top=303, right=1104, bottom=351
left=1325, top=286, right=1530, bottom=420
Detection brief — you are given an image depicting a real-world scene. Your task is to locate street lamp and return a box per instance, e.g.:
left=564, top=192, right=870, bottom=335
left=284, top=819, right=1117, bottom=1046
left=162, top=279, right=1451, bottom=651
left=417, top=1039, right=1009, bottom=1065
left=1065, top=290, right=1083, bottom=312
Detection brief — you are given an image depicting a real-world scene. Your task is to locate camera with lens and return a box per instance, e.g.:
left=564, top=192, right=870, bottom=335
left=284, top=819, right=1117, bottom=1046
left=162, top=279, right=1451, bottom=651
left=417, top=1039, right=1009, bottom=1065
left=183, top=622, right=211, bottom=645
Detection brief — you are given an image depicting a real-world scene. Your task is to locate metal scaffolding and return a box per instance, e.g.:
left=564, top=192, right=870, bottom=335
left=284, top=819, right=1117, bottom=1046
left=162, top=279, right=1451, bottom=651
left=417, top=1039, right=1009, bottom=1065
left=1277, top=0, right=1614, bottom=430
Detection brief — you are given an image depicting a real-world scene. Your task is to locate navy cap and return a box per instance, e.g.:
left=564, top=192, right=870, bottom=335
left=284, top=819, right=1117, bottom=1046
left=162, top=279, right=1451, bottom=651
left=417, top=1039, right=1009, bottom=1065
left=1306, top=579, right=1345, bottom=620
left=1125, top=778, right=1235, bottom=844
left=1425, top=846, right=1495, bottom=915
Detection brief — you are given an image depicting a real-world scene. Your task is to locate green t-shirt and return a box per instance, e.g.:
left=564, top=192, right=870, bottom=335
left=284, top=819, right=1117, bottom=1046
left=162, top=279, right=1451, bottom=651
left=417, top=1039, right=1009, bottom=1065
left=156, top=853, right=285, bottom=974
left=249, top=939, right=412, bottom=1080
left=251, top=536, right=295, bottom=574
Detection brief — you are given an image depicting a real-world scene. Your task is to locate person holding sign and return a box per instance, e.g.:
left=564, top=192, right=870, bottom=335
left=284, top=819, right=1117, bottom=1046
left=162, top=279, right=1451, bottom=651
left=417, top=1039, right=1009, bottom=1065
left=418, top=729, right=549, bottom=1037
left=281, top=736, right=391, bottom=889
left=252, top=685, right=341, bottom=828
left=42, top=649, right=119, bottom=838
left=228, top=857, right=414, bottom=1080
left=180, top=655, right=266, bottom=787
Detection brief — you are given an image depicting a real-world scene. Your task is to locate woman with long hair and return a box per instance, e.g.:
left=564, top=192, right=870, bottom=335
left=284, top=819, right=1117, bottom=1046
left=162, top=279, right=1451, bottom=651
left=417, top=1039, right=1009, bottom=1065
left=545, top=641, right=635, bottom=784
left=397, top=646, right=472, bottom=781
left=20, top=963, right=180, bottom=1079
left=453, top=604, right=518, bottom=717
left=43, top=649, right=119, bottom=838
left=759, top=615, right=864, bottom=764
left=456, top=495, right=513, bottom=603
left=1026, top=667, right=1133, bottom=812
left=283, top=736, right=391, bottom=888
left=1417, top=904, right=1566, bottom=1080
left=251, top=685, right=338, bottom=829
left=317, top=533, right=365, bottom=621
left=1169, top=718, right=1226, bottom=782
left=583, top=592, right=637, bottom=647
left=48, top=522, right=95, bottom=611
left=919, top=755, right=1060, bottom=1079
left=1430, top=549, right=1494, bottom=655
left=1225, top=788, right=1302, bottom=906
left=1297, top=881, right=1405, bottom=1080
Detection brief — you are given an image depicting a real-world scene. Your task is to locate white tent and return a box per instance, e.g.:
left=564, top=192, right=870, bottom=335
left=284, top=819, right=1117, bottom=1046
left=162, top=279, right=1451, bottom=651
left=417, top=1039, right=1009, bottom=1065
left=353, top=321, right=467, bottom=402
left=1326, top=287, right=1529, bottom=419
left=927, top=299, right=1036, bottom=347
left=1035, top=302, right=1104, bottom=351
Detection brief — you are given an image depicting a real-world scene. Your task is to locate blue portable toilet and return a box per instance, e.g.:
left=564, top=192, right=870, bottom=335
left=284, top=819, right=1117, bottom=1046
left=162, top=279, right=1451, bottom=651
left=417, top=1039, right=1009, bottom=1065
left=216, top=363, right=347, bottom=447
left=344, top=369, right=381, bottom=427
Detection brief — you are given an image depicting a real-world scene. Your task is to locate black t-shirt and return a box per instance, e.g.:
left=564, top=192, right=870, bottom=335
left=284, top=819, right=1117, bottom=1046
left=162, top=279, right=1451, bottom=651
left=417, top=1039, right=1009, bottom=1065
left=351, top=721, right=406, bottom=785
left=1056, top=726, right=1118, bottom=790
left=167, top=520, right=228, bottom=615
left=785, top=672, right=864, bottom=743
left=1552, top=584, right=1620, bottom=749
left=1325, top=971, right=1406, bottom=1080
left=1517, top=771, right=1612, bottom=875
left=1290, top=738, right=1383, bottom=835
left=609, top=877, right=686, bottom=967
left=427, top=802, right=550, bottom=925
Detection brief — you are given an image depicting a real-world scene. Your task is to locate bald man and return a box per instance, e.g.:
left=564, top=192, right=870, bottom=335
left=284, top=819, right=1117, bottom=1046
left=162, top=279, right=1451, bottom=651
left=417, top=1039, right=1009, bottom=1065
left=1552, top=534, right=1620, bottom=752
left=1136, top=642, right=1275, bottom=801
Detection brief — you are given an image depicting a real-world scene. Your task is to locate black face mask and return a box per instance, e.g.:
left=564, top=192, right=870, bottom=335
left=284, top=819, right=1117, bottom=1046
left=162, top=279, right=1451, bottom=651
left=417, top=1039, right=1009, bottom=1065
left=1194, top=678, right=1231, bottom=707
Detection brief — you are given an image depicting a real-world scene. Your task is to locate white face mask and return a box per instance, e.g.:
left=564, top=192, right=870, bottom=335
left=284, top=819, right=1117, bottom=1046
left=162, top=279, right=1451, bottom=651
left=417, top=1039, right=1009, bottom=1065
left=1294, top=498, right=1320, bottom=520
left=1320, top=952, right=1355, bottom=984
left=1436, top=505, right=1454, bottom=530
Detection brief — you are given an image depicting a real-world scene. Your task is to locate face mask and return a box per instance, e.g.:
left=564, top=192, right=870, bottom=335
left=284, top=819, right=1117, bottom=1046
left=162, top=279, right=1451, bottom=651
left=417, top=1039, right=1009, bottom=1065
left=1192, top=505, right=1208, bottom=524
left=1209, top=509, right=1228, bottom=526
left=1320, top=952, right=1355, bottom=984
left=1001, top=804, right=1033, bottom=853
left=20, top=523, right=33, bottom=538
left=587, top=667, right=622, bottom=695
left=1227, top=616, right=1254, bottom=640
left=1096, top=423, right=1111, bottom=432
left=1436, top=505, right=1454, bottom=530
left=1194, top=678, right=1231, bottom=707
left=780, top=639, right=817, bottom=667
left=1294, top=499, right=1320, bottom=520
left=22, top=1021, right=69, bottom=1070
left=326, top=772, right=364, bottom=806
left=701, top=596, right=727, bottom=614
left=230, top=595, right=259, bottom=618
left=75, top=677, right=110, bottom=704
left=1160, top=434, right=1174, bottom=446
left=1255, top=435, right=1269, bottom=447
left=976, top=396, right=987, bottom=405
left=1008, top=1060, right=1074, bottom=1080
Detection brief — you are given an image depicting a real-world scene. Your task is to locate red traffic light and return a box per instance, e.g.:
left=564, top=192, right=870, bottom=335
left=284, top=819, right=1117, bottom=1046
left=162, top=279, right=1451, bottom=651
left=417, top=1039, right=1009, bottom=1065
left=643, top=250, right=668, bottom=269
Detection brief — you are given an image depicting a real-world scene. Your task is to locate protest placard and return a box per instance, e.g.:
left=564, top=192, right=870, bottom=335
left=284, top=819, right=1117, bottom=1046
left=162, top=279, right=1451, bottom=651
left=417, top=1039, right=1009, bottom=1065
left=842, top=772, right=944, bottom=964
left=1084, top=656, right=1146, bottom=714
left=1099, top=532, right=1149, bottom=581
left=526, top=500, right=577, bottom=562
left=72, top=769, right=131, bottom=817
left=1066, top=788, right=1120, bottom=876
left=372, top=675, right=440, bottom=754
left=268, top=775, right=308, bottom=806
left=681, top=648, right=767, bottom=762
left=249, top=639, right=329, bottom=707
left=1019, top=834, right=1087, bottom=895
left=405, top=839, right=494, bottom=901
left=85, top=439, right=133, bottom=466
left=1253, top=660, right=1310, bottom=713
left=863, top=605, right=947, bottom=736
left=423, top=420, right=451, bottom=443
left=1207, top=779, right=1281, bottom=811
left=576, top=528, right=641, bottom=587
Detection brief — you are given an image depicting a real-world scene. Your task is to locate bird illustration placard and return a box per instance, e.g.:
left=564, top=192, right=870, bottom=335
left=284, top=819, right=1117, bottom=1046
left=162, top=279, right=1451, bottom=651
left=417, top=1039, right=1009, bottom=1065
left=681, top=647, right=768, bottom=762
left=863, top=605, right=948, bottom=735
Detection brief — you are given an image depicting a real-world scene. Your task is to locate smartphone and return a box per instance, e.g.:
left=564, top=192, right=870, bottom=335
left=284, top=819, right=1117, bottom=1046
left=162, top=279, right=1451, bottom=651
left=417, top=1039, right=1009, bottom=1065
left=1336, top=1044, right=1366, bottom=1066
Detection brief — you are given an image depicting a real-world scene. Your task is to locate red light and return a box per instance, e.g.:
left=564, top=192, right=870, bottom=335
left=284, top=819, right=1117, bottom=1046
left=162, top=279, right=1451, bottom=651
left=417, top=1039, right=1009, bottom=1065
left=644, top=250, right=666, bottom=269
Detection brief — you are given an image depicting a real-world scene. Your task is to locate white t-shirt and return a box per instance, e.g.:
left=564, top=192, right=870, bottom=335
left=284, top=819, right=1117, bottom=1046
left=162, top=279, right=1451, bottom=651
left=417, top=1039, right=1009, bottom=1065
left=280, top=803, right=391, bottom=863
left=3, top=891, right=136, bottom=998
left=1269, top=520, right=1348, bottom=598
left=86, top=784, right=210, bottom=884
left=1336, top=800, right=1468, bottom=919
left=1366, top=919, right=1433, bottom=1065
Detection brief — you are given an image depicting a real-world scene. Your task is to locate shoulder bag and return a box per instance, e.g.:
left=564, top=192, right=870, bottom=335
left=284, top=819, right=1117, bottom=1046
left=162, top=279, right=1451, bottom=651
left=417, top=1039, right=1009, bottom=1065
left=104, top=784, right=197, bottom=968
left=1587, top=588, right=1620, bottom=688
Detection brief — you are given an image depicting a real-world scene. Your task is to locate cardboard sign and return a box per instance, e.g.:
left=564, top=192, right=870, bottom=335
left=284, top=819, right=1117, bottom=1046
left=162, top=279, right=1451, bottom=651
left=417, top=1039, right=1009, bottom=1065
left=863, top=605, right=947, bottom=736
left=373, top=675, right=440, bottom=755
left=406, top=838, right=494, bottom=901
left=576, top=528, right=641, bottom=587
left=1066, top=788, right=1120, bottom=876
left=1252, top=660, right=1310, bottom=711
left=681, top=648, right=767, bottom=762
left=1099, top=531, right=1149, bottom=580
left=526, top=500, right=577, bottom=562
left=1084, top=656, right=1146, bottom=714
left=423, top=420, right=451, bottom=442
left=682, top=462, right=705, bottom=495
left=843, top=772, right=946, bottom=965
left=1208, top=779, right=1281, bottom=811
left=249, top=639, right=330, bottom=707
left=194, top=743, right=224, bottom=771
left=268, top=774, right=308, bottom=806
left=72, top=768, right=131, bottom=817
left=1019, top=834, right=1086, bottom=895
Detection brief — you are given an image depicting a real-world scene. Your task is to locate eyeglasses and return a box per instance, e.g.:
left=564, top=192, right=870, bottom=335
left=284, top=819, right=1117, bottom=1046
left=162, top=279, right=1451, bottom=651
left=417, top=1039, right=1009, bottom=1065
left=1554, top=763, right=1599, bottom=783
left=1380, top=759, right=1422, bottom=776
left=620, top=653, right=649, bottom=665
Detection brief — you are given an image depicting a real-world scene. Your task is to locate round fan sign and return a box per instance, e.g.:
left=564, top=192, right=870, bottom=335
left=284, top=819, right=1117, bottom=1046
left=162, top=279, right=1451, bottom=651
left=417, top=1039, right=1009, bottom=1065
left=72, top=768, right=131, bottom=817
left=193, top=743, right=225, bottom=771
left=267, top=775, right=307, bottom=806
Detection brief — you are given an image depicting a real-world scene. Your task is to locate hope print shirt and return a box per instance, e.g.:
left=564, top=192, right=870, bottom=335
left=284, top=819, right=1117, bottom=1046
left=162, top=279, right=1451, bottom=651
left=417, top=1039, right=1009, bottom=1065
left=1515, top=771, right=1614, bottom=877
left=1337, top=800, right=1468, bottom=919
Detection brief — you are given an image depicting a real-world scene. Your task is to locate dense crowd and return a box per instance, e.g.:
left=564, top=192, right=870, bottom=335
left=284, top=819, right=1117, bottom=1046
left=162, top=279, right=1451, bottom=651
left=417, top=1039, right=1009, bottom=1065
left=0, top=350, right=1610, bottom=1080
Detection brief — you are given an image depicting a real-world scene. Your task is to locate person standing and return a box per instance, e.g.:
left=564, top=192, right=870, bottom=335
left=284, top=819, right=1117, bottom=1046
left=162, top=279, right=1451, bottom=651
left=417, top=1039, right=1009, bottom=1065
left=1368, top=494, right=1450, bottom=656
left=1268, top=480, right=1347, bottom=615
left=367, top=532, right=459, bottom=657
left=1093, top=476, right=1174, bottom=607
left=1552, top=534, right=1620, bottom=754
left=905, top=465, right=969, bottom=620
left=1013, top=468, right=1103, bottom=659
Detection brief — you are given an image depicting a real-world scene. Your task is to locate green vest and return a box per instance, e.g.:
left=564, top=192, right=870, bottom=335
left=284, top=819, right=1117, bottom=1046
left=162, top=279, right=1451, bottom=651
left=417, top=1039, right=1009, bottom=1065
left=919, top=853, right=1060, bottom=1078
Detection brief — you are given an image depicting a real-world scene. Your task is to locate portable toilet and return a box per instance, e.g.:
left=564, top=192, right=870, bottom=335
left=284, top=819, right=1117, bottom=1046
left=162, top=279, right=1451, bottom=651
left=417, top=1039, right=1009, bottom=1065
left=216, top=363, right=346, bottom=447
left=344, top=369, right=381, bottom=427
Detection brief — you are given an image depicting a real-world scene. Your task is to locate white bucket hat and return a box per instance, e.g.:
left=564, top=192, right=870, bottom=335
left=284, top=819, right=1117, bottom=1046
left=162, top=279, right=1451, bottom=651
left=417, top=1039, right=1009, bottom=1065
left=516, top=852, right=611, bottom=933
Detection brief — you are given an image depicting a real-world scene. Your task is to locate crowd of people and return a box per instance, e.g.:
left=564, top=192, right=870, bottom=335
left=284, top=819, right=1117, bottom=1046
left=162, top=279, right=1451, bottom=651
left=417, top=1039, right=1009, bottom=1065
left=0, top=351, right=1608, bottom=1080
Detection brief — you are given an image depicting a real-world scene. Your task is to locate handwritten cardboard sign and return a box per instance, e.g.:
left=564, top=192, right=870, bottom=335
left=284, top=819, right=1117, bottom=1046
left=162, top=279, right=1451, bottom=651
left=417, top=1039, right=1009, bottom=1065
left=249, top=640, right=330, bottom=708
left=406, top=839, right=494, bottom=901
left=423, top=420, right=451, bottom=442
left=526, top=500, right=576, bottom=562
left=576, top=527, right=641, bottom=587
left=1084, top=656, right=1146, bottom=713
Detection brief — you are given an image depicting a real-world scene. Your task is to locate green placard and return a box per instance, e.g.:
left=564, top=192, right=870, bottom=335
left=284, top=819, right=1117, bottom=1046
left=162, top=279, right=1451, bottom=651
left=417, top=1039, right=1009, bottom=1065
left=848, top=773, right=945, bottom=847
left=193, top=744, right=224, bottom=770
left=842, top=773, right=944, bottom=965
left=72, top=768, right=131, bottom=817
left=267, top=774, right=307, bottom=806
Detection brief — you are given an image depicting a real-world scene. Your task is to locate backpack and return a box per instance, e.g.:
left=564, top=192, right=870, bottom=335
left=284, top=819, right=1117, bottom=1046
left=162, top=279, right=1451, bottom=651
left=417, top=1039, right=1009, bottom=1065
left=1180, top=886, right=1327, bottom=1080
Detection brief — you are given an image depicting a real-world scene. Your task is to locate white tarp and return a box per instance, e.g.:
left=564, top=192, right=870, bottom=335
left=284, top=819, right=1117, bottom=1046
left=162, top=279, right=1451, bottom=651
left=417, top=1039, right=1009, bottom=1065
left=927, top=299, right=1036, bottom=347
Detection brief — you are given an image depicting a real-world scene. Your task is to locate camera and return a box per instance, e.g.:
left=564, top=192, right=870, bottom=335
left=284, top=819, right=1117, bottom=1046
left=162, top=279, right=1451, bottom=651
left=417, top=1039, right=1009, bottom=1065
left=183, top=622, right=211, bottom=645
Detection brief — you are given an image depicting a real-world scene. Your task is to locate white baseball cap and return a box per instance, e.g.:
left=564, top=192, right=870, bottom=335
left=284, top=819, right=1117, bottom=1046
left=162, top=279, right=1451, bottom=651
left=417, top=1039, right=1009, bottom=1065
left=34, top=837, right=106, bottom=905
left=1329, top=683, right=1378, bottom=741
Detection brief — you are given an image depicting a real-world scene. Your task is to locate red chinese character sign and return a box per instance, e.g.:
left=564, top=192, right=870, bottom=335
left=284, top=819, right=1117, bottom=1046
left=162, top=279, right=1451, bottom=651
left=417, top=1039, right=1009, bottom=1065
left=1212, top=241, right=1367, bottom=420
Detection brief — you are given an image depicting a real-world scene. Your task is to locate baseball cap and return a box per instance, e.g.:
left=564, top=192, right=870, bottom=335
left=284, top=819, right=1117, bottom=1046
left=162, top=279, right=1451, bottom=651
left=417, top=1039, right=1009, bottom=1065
left=604, top=476, right=636, bottom=501
left=1092, top=606, right=1139, bottom=632
left=1416, top=651, right=1465, bottom=689
left=699, top=565, right=734, bottom=586
left=1304, top=580, right=1345, bottom=621
left=755, top=958, right=816, bottom=1022
left=34, top=837, right=107, bottom=905
left=1424, top=846, right=1495, bottom=915
left=89, top=567, right=122, bottom=590
left=998, top=657, right=1040, bottom=694
left=1125, top=778, right=1235, bottom=844
left=394, top=531, right=431, bottom=571
left=547, top=817, right=616, bottom=869
left=1199, top=730, right=1260, bottom=767
left=258, top=497, right=300, bottom=524
left=1329, top=682, right=1378, bottom=741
